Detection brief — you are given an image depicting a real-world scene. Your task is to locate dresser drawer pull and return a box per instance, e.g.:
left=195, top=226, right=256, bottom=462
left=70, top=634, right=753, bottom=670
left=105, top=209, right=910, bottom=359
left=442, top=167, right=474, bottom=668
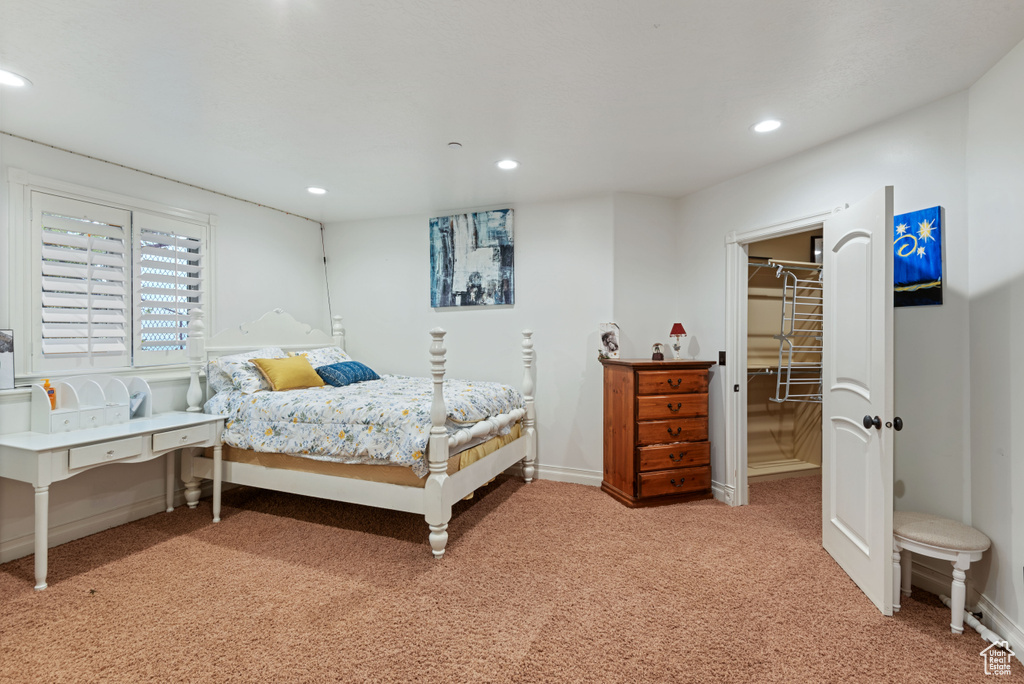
left=667, top=402, right=682, bottom=413
left=667, top=378, right=683, bottom=388
left=670, top=478, right=686, bottom=487
left=669, top=453, right=682, bottom=463
left=180, top=434, right=189, bottom=442
left=667, top=427, right=683, bottom=437
left=106, top=450, right=115, bottom=457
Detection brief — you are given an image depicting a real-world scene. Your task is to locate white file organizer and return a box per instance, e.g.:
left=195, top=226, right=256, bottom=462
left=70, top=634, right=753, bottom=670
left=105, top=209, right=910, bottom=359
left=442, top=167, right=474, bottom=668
left=31, top=374, right=152, bottom=434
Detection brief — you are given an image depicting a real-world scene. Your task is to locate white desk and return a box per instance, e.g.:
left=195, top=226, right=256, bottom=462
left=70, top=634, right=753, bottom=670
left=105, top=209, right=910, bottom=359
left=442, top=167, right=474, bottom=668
left=0, top=411, right=223, bottom=590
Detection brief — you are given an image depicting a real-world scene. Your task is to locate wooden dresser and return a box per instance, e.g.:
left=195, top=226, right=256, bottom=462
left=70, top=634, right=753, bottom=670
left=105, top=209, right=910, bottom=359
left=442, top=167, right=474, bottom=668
left=600, top=359, right=715, bottom=507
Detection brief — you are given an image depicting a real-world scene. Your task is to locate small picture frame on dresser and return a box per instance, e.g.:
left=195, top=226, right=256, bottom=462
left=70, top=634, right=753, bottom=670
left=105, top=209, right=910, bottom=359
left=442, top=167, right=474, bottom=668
left=598, top=322, right=620, bottom=360
left=0, top=329, right=14, bottom=390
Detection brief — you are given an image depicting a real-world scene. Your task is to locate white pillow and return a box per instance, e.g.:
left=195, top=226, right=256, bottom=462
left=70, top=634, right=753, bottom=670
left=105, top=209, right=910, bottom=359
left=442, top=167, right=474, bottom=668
left=209, top=346, right=287, bottom=393
left=290, top=346, right=351, bottom=369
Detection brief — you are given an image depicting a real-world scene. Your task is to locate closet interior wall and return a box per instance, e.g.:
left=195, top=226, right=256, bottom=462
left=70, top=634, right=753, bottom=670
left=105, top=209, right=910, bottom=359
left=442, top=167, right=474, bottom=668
left=747, top=231, right=822, bottom=482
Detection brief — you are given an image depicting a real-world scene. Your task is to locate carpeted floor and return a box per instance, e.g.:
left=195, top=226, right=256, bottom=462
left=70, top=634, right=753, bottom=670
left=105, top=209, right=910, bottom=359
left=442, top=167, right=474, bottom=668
left=0, top=476, right=1019, bottom=683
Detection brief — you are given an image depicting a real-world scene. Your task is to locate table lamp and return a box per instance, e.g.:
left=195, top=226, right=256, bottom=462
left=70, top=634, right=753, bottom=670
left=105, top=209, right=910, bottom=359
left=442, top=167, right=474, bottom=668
left=670, top=323, right=686, bottom=360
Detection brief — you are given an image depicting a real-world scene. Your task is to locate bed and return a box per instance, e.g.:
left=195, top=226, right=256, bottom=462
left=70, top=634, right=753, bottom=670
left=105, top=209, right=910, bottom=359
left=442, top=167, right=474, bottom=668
left=179, top=308, right=537, bottom=557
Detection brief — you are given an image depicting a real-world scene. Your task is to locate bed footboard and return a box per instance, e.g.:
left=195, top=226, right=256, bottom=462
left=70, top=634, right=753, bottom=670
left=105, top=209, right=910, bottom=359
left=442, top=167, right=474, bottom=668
left=423, top=328, right=537, bottom=558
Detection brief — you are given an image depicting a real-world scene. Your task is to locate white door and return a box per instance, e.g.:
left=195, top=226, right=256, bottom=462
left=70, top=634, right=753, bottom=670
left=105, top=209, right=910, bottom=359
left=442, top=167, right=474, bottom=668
left=821, top=186, right=894, bottom=615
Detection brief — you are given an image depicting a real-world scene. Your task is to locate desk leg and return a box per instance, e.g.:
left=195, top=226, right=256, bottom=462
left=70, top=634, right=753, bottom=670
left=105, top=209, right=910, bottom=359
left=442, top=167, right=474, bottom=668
left=212, top=444, right=222, bottom=523
left=165, top=453, right=175, bottom=512
left=33, top=486, right=49, bottom=591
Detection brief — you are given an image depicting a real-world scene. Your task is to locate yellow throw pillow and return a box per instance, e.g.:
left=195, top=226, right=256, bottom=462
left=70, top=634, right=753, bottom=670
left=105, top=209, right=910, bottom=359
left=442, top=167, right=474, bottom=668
left=250, top=356, right=325, bottom=391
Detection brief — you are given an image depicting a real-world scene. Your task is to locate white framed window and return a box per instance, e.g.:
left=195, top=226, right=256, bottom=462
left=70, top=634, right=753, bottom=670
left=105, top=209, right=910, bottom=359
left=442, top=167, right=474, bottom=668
left=132, top=212, right=204, bottom=366
left=9, top=170, right=213, bottom=378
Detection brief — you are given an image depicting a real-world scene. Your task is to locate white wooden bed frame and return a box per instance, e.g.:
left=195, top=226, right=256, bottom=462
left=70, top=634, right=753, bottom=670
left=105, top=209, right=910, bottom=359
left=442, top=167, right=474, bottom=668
left=179, top=308, right=537, bottom=557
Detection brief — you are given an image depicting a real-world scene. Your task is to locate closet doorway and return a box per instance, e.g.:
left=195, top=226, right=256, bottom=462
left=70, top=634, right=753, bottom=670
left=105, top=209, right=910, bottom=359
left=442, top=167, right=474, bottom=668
left=723, top=209, right=836, bottom=508
left=746, top=231, right=822, bottom=484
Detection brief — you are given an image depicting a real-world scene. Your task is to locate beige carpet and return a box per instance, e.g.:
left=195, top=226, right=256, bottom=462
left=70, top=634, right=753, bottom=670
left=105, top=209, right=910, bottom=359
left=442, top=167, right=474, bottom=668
left=0, top=476, right=1019, bottom=683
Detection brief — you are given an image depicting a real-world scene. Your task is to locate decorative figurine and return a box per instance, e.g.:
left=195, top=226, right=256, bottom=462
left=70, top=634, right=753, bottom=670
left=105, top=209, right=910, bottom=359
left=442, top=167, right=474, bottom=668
left=651, top=343, right=665, bottom=361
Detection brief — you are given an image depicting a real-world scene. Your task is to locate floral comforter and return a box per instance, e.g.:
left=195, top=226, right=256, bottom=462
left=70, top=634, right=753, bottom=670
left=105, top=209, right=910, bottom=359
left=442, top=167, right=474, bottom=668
left=204, top=375, right=524, bottom=477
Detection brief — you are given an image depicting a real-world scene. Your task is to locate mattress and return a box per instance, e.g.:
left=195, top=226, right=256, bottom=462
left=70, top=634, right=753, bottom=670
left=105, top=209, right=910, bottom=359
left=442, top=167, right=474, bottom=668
left=203, top=374, right=524, bottom=477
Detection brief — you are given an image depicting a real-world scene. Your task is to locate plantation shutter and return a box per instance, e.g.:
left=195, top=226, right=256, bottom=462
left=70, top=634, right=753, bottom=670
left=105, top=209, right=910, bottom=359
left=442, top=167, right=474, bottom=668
left=34, top=193, right=132, bottom=369
left=132, top=212, right=205, bottom=366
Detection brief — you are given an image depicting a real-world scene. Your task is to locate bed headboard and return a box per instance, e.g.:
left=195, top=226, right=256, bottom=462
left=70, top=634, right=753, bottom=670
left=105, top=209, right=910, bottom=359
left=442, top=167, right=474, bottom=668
left=185, top=308, right=344, bottom=410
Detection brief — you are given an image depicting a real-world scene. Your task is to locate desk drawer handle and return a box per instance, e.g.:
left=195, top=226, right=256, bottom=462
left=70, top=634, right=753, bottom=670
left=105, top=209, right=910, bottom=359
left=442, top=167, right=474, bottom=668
left=667, top=378, right=683, bottom=388
left=667, top=402, right=682, bottom=413
left=670, top=478, right=686, bottom=488
left=667, top=427, right=683, bottom=437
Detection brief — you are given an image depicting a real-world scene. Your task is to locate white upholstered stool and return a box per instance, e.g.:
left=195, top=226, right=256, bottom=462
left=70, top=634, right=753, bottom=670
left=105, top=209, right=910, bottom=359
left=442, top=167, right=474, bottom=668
left=892, top=511, right=991, bottom=634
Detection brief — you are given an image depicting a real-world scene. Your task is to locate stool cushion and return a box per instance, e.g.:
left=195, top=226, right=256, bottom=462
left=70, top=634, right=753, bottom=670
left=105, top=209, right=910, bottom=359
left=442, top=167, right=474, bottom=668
left=894, top=511, right=991, bottom=552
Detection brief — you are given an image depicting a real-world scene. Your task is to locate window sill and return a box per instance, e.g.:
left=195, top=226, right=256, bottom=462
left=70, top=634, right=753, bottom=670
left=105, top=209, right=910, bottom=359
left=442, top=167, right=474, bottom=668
left=15, top=365, right=203, bottom=389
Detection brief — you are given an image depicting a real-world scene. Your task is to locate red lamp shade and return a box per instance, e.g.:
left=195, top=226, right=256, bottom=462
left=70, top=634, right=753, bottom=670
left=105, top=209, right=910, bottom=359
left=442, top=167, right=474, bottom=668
left=670, top=323, right=686, bottom=336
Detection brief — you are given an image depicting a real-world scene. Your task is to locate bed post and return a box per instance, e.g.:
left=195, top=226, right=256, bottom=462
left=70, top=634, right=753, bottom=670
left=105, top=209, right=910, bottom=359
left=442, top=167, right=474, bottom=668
left=521, top=330, right=537, bottom=483
left=424, top=328, right=453, bottom=558
left=186, top=307, right=205, bottom=412
left=331, top=315, right=345, bottom=351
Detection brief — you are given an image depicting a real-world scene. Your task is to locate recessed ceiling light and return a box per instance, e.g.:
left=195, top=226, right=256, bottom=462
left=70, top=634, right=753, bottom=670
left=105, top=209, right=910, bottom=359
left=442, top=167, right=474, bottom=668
left=0, top=69, right=31, bottom=87
left=496, top=159, right=519, bottom=170
left=752, top=119, right=781, bottom=133
left=306, top=187, right=327, bottom=195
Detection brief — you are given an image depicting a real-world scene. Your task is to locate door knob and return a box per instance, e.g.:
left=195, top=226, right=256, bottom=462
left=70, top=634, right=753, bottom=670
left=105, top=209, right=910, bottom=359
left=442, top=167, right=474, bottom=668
left=893, top=416, right=903, bottom=431
left=863, top=415, right=881, bottom=430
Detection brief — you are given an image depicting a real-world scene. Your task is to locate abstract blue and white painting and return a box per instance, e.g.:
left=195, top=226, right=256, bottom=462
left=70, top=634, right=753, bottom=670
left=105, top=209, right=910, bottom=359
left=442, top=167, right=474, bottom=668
left=430, top=208, right=514, bottom=307
left=894, top=206, right=943, bottom=307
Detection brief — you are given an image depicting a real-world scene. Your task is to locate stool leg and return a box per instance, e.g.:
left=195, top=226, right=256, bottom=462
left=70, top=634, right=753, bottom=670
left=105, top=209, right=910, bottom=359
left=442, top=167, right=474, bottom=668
left=950, top=554, right=970, bottom=634
left=901, top=549, right=912, bottom=598
left=892, top=548, right=902, bottom=612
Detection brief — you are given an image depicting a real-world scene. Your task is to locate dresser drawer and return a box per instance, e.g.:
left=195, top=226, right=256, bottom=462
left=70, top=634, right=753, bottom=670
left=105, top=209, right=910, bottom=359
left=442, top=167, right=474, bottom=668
left=153, top=424, right=211, bottom=452
left=69, top=436, right=144, bottom=470
left=638, top=466, right=711, bottom=498
left=636, top=394, right=708, bottom=421
left=638, top=442, right=710, bottom=472
left=636, top=418, right=708, bottom=446
left=636, top=370, right=709, bottom=395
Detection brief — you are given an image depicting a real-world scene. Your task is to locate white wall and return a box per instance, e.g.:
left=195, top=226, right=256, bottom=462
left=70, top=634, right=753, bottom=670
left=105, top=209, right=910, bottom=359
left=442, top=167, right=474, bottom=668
left=966, top=37, right=1024, bottom=630
left=675, top=93, right=971, bottom=523
left=611, top=193, right=681, bottom=358
left=323, top=196, right=617, bottom=481
left=0, top=135, right=331, bottom=561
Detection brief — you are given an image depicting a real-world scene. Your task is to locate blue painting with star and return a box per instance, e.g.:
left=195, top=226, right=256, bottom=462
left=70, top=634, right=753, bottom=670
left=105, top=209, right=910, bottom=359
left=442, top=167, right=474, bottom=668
left=893, top=205, right=943, bottom=307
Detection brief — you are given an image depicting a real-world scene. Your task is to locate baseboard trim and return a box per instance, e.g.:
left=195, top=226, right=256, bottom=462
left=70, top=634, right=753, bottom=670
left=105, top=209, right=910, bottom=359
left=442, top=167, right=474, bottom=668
left=909, top=561, right=1022, bottom=662
left=975, top=593, right=1024, bottom=663
left=534, top=463, right=602, bottom=487
left=0, top=482, right=214, bottom=564
left=712, top=479, right=737, bottom=506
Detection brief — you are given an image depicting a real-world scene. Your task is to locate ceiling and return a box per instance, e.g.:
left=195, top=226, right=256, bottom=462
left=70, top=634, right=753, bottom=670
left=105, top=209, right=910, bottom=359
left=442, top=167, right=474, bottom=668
left=2, top=1, right=1024, bottom=223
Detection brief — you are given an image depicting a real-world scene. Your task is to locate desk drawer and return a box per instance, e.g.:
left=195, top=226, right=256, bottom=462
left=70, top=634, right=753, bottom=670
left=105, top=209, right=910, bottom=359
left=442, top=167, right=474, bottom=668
left=69, top=436, right=144, bottom=470
left=49, top=411, right=79, bottom=433
left=80, top=408, right=106, bottom=430
left=153, top=424, right=210, bottom=452
left=638, top=466, right=711, bottom=498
